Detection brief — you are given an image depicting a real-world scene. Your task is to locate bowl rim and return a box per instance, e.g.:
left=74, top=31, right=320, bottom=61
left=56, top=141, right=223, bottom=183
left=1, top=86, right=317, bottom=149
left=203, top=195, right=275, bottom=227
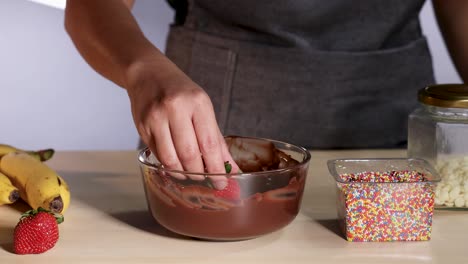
left=137, top=136, right=312, bottom=177
left=327, top=157, right=441, bottom=184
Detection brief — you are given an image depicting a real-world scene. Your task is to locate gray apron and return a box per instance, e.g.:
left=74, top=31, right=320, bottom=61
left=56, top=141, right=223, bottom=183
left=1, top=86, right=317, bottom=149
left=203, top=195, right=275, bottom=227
left=162, top=0, right=435, bottom=149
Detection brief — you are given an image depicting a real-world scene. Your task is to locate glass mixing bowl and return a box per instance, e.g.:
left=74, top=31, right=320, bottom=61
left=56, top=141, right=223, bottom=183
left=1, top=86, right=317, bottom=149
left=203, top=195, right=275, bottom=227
left=138, top=136, right=311, bottom=241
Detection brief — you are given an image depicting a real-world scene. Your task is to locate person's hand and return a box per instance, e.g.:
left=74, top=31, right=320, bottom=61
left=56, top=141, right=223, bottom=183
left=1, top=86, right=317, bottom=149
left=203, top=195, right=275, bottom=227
left=125, top=58, right=238, bottom=189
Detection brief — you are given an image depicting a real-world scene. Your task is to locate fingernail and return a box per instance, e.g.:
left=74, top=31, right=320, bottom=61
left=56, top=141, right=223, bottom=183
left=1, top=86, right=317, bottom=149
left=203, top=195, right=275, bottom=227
left=212, top=179, right=228, bottom=190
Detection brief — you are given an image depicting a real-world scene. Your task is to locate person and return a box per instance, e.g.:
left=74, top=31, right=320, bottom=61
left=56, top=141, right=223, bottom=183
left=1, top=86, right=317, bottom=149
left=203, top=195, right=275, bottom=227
left=64, top=0, right=466, bottom=184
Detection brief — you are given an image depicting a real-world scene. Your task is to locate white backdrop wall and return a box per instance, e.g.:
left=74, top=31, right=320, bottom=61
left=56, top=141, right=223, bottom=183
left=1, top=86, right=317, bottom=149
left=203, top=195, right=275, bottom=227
left=0, top=0, right=462, bottom=151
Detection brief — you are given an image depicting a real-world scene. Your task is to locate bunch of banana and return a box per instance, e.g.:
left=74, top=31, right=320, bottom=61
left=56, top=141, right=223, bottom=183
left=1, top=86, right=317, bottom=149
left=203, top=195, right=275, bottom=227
left=0, top=144, right=70, bottom=214
left=0, top=171, right=19, bottom=205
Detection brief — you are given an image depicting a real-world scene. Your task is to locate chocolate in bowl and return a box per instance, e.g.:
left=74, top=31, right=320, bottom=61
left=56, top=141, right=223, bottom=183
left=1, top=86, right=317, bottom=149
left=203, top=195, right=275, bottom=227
left=138, top=136, right=311, bottom=241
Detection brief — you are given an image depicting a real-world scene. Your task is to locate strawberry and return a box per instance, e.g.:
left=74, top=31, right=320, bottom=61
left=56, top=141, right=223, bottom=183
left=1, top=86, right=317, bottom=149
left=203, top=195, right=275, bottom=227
left=14, top=207, right=64, bottom=255
left=213, top=178, right=240, bottom=200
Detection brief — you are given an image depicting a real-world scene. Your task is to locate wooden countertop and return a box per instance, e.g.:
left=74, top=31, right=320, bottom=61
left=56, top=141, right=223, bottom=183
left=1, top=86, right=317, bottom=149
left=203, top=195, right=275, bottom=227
left=0, top=149, right=466, bottom=263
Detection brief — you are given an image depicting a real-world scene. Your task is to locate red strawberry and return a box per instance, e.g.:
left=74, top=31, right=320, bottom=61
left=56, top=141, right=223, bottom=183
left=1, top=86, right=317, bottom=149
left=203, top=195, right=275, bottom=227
left=14, top=207, right=64, bottom=255
left=213, top=178, right=240, bottom=200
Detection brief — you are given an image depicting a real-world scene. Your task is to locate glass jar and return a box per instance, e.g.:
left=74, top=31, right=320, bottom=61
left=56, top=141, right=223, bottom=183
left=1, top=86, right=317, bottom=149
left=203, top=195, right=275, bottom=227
left=408, top=84, right=468, bottom=209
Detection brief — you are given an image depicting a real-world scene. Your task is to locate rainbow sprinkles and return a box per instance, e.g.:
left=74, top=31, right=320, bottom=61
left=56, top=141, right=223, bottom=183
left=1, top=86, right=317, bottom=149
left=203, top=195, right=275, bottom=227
left=337, top=170, right=435, bottom=242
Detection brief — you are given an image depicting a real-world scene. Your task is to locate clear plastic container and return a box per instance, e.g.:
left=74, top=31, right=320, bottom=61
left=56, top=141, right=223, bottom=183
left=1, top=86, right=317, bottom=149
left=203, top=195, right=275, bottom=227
left=327, top=158, right=440, bottom=242
left=408, top=84, right=468, bottom=209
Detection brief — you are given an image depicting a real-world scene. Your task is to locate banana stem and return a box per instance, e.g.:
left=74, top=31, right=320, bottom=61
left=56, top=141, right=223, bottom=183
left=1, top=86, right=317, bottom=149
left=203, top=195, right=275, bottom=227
left=26, top=149, right=55, bottom=162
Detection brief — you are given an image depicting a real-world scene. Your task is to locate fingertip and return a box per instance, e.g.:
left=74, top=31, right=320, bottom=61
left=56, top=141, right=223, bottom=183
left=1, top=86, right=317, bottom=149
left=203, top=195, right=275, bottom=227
left=211, top=177, right=228, bottom=190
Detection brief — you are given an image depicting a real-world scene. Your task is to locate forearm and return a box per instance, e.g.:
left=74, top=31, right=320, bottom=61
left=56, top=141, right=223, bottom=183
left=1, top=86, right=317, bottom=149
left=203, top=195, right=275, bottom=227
left=64, top=0, right=167, bottom=88
left=433, top=0, right=468, bottom=83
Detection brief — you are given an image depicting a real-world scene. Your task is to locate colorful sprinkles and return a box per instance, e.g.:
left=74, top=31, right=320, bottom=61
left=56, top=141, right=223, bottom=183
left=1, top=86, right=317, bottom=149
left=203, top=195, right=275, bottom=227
left=337, top=170, right=435, bottom=242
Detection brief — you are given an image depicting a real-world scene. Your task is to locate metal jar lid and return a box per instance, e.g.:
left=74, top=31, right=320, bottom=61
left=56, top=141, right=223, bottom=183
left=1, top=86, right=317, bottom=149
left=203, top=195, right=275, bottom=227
left=418, top=84, right=468, bottom=108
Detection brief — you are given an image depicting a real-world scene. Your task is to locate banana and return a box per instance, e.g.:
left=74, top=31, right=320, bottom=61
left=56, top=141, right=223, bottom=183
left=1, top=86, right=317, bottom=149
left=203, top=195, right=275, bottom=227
left=0, top=172, right=20, bottom=205
left=0, top=144, right=18, bottom=157
left=0, top=152, right=70, bottom=213
left=0, top=143, right=55, bottom=162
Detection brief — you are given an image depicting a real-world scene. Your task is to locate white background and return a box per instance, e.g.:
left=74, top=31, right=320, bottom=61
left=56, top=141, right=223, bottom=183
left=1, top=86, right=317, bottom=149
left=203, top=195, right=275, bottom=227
left=0, top=0, right=462, bottom=151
